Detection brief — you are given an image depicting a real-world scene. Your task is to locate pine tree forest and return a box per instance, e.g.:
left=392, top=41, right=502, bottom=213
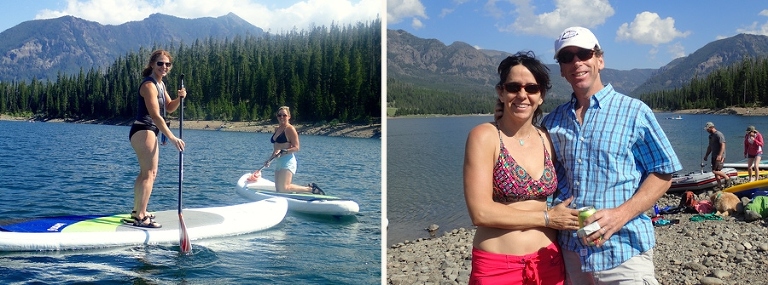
left=0, top=20, right=381, bottom=124
left=641, top=56, right=768, bottom=110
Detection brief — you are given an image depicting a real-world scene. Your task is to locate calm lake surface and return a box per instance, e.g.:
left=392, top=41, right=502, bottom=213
left=387, top=113, right=768, bottom=246
left=0, top=120, right=381, bottom=284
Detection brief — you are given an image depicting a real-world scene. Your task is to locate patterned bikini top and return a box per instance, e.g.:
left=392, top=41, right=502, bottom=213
left=492, top=125, right=557, bottom=203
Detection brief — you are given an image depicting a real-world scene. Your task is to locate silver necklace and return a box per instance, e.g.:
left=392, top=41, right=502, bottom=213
left=514, top=131, right=532, bottom=146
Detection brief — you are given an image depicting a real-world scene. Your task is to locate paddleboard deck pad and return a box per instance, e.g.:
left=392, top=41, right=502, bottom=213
left=0, top=198, right=287, bottom=251
left=236, top=173, right=359, bottom=216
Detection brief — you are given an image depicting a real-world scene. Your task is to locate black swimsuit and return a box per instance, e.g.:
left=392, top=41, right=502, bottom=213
left=128, top=77, right=164, bottom=140
left=129, top=124, right=159, bottom=140
left=271, top=131, right=288, bottom=143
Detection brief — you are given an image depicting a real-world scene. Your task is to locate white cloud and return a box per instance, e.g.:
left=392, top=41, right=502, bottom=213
left=35, top=0, right=156, bottom=25
left=648, top=46, right=658, bottom=60
left=494, top=0, right=614, bottom=38
left=411, top=18, right=423, bottom=29
left=34, top=0, right=380, bottom=33
left=440, top=0, right=472, bottom=18
left=733, top=9, right=768, bottom=36
left=387, top=0, right=427, bottom=25
left=667, top=42, right=685, bottom=59
left=440, top=8, right=454, bottom=18
left=483, top=0, right=503, bottom=18
left=736, top=21, right=768, bottom=36
left=616, top=11, right=690, bottom=45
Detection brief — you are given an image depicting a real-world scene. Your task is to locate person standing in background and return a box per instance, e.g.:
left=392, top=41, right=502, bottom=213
left=541, top=26, right=682, bottom=284
left=704, top=122, right=731, bottom=188
left=744, top=125, right=764, bottom=182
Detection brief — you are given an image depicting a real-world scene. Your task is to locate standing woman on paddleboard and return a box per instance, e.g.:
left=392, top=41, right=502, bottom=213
left=253, top=106, right=324, bottom=194
left=464, top=51, right=579, bottom=284
left=128, top=49, right=186, bottom=228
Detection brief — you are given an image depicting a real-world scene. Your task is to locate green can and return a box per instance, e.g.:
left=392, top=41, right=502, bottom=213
left=578, top=206, right=596, bottom=228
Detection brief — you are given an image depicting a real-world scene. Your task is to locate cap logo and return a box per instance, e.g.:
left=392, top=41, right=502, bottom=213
left=559, top=30, right=579, bottom=41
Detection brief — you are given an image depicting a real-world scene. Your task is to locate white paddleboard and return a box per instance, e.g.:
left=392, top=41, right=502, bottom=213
left=0, top=198, right=288, bottom=252
left=236, top=173, right=359, bottom=216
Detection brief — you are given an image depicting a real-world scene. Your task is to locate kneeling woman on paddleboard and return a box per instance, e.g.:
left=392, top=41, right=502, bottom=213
left=463, top=51, right=579, bottom=284
left=128, top=49, right=186, bottom=228
left=255, top=106, right=324, bottom=195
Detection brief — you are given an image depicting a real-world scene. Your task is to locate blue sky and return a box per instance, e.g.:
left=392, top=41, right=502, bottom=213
left=0, top=0, right=381, bottom=35
left=387, top=0, right=768, bottom=70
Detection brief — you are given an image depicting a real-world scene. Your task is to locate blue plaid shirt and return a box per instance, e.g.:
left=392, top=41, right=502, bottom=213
left=541, top=84, right=682, bottom=272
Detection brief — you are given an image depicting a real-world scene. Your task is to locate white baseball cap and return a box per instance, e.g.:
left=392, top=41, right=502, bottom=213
left=554, top=26, right=601, bottom=59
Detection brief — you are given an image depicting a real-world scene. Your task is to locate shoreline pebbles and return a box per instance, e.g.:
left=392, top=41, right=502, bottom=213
left=387, top=187, right=768, bottom=285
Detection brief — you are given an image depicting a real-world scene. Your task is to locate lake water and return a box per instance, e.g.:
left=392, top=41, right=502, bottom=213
left=0, top=120, right=381, bottom=284
left=387, top=113, right=768, bottom=246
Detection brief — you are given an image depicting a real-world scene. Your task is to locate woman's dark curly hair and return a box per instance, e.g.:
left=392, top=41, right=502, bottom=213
left=495, top=51, right=551, bottom=123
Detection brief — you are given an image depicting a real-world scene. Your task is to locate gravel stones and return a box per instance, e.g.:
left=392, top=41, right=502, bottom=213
left=387, top=190, right=768, bottom=285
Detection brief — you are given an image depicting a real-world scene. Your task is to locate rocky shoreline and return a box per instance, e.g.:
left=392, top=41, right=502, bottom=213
left=387, top=182, right=768, bottom=285
left=0, top=115, right=380, bottom=139
left=672, top=106, right=768, bottom=116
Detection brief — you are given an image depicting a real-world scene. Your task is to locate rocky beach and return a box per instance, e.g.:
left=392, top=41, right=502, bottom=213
left=387, top=182, right=768, bottom=285
left=673, top=106, right=768, bottom=117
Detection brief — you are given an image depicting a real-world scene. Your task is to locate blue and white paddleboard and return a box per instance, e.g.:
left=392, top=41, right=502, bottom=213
left=236, top=173, right=359, bottom=216
left=0, top=198, right=287, bottom=252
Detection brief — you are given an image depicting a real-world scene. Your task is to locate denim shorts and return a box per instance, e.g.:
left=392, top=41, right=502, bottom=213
left=273, top=153, right=297, bottom=174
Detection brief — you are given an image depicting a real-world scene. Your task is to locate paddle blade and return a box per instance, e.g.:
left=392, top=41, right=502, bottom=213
left=179, top=213, right=192, bottom=253
left=247, top=170, right=262, bottom=182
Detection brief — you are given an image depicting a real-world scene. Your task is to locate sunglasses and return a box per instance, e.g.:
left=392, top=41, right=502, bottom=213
left=556, top=48, right=595, bottom=64
left=499, top=82, right=541, bottom=94
left=277, top=114, right=288, bottom=117
left=156, top=61, right=173, bottom=67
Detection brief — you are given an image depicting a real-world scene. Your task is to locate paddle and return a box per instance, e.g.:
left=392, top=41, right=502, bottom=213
left=248, top=153, right=281, bottom=182
left=178, top=73, right=192, bottom=253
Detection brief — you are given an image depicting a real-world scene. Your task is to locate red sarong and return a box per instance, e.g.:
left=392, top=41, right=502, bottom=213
left=469, top=242, right=565, bottom=285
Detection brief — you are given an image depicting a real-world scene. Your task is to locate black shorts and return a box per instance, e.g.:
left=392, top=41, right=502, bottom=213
left=129, top=123, right=159, bottom=140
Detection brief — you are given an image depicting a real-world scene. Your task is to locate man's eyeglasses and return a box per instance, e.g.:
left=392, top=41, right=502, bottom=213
left=556, top=48, right=595, bottom=64
left=499, top=82, right=541, bottom=94
left=156, top=61, right=173, bottom=67
left=277, top=114, right=288, bottom=117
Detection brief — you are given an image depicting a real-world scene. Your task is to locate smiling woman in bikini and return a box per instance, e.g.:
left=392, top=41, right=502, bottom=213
left=463, top=51, right=579, bottom=284
left=257, top=106, right=324, bottom=194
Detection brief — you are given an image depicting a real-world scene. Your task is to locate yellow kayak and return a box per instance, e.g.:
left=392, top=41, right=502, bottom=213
left=724, top=178, right=768, bottom=194
left=736, top=170, right=768, bottom=177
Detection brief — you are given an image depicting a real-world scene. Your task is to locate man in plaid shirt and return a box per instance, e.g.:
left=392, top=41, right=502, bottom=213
left=542, top=26, right=682, bottom=285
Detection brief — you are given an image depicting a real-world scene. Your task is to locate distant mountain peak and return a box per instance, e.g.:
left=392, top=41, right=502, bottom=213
left=631, top=33, right=768, bottom=96
left=0, top=13, right=264, bottom=81
left=388, top=28, right=654, bottom=99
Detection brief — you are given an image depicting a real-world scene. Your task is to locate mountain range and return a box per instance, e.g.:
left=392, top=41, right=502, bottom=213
left=2, top=17, right=767, bottom=101
left=0, top=13, right=263, bottom=82
left=388, top=29, right=768, bottom=100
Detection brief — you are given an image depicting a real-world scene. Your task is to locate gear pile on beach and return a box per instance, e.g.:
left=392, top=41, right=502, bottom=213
left=387, top=182, right=768, bottom=285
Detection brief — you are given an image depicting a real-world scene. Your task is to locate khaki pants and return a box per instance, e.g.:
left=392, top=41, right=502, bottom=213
left=562, top=248, right=659, bottom=285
